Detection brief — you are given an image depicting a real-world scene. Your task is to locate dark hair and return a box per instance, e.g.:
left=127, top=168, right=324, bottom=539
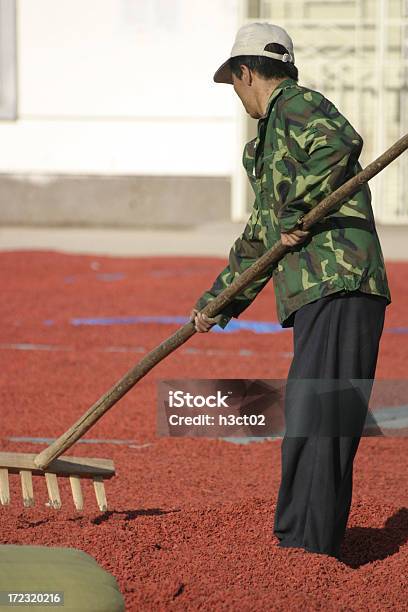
left=229, top=43, right=298, bottom=81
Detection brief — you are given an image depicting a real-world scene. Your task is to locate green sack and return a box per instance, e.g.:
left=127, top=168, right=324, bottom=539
left=0, top=545, right=125, bottom=612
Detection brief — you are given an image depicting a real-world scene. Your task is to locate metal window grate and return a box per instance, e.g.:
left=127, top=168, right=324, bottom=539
left=232, top=0, right=408, bottom=224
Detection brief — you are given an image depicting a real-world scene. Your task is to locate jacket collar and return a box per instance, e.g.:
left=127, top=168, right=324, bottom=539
left=262, top=77, right=297, bottom=119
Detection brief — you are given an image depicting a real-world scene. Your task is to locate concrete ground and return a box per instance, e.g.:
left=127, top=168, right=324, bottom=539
left=0, top=222, right=407, bottom=259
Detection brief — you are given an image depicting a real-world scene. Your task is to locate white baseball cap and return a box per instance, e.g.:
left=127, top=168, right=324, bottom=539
left=213, top=22, right=295, bottom=84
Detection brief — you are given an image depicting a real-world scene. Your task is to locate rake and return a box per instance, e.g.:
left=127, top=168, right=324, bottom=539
left=0, top=453, right=113, bottom=511
left=1, top=133, right=407, bottom=513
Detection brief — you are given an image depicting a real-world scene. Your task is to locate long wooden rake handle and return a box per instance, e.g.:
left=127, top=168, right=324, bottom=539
left=34, top=133, right=408, bottom=471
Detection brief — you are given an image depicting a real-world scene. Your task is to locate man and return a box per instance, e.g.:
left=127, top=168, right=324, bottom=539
left=190, top=22, right=391, bottom=559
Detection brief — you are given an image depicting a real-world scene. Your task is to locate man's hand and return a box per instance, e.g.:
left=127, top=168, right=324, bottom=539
left=190, top=308, right=219, bottom=333
left=281, top=228, right=310, bottom=247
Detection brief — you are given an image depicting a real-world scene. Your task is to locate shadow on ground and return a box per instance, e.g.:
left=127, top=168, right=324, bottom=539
left=341, top=507, right=408, bottom=568
left=91, top=508, right=181, bottom=525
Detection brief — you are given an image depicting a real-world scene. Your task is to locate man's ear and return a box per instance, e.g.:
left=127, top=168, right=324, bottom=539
left=240, top=64, right=253, bottom=86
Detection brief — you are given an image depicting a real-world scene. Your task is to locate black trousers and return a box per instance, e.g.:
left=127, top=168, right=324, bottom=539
left=273, top=290, right=387, bottom=558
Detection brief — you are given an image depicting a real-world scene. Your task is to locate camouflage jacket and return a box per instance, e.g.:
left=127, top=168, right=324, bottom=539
left=195, top=77, right=391, bottom=328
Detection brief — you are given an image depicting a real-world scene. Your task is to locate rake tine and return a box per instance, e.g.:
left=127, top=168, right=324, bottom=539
left=93, top=476, right=108, bottom=512
left=69, top=476, right=84, bottom=511
left=0, top=468, right=10, bottom=505
left=20, top=470, right=34, bottom=507
left=45, top=473, right=62, bottom=509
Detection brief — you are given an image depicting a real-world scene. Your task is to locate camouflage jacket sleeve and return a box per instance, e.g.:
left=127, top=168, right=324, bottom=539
left=194, top=211, right=274, bottom=329
left=276, top=97, right=364, bottom=233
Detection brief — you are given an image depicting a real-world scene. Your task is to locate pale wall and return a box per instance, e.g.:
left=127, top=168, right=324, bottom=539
left=0, top=0, right=240, bottom=176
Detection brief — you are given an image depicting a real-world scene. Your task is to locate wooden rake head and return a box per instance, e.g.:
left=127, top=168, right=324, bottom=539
left=0, top=453, right=115, bottom=512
